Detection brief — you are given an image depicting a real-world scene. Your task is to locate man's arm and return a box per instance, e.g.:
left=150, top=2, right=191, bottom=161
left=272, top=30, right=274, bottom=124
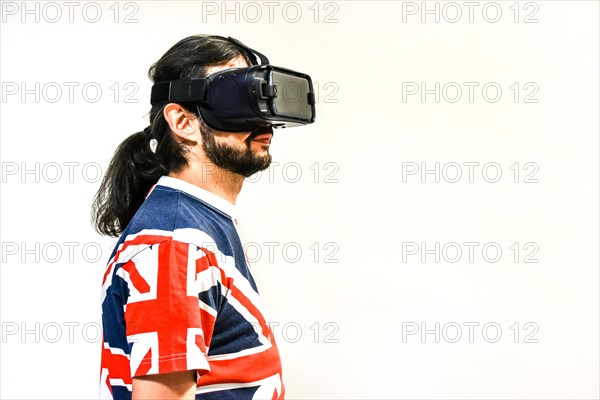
left=132, top=370, right=196, bottom=400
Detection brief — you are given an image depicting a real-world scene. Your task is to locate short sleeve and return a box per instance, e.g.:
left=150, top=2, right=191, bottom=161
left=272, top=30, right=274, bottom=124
left=120, top=238, right=220, bottom=381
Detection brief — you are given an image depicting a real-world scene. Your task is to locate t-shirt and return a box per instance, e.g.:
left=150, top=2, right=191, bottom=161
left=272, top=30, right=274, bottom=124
left=99, top=176, right=285, bottom=399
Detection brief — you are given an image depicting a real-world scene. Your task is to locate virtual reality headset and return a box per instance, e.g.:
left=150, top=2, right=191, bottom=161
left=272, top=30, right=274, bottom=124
left=150, top=36, right=316, bottom=132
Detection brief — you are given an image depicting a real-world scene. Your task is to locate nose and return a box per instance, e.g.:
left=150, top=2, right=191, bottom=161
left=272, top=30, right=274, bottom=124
left=251, top=124, right=273, bottom=135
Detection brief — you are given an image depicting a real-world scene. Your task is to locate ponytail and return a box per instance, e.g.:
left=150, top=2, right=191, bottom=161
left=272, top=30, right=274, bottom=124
left=92, top=126, right=167, bottom=237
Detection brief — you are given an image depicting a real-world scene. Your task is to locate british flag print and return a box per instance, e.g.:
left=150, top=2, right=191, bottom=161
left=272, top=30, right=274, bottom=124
left=100, top=176, right=285, bottom=399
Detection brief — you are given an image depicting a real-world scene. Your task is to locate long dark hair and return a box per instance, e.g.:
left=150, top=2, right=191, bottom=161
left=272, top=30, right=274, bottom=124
left=91, top=35, right=251, bottom=237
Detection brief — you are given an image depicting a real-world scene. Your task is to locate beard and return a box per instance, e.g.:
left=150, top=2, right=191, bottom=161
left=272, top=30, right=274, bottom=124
left=201, top=125, right=273, bottom=178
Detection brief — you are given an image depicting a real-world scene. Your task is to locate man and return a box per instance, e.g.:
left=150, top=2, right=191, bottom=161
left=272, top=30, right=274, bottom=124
left=93, top=35, right=314, bottom=399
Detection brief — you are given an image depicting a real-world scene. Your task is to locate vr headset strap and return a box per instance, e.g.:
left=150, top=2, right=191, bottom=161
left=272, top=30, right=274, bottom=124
left=150, top=79, right=208, bottom=104
left=227, top=36, right=270, bottom=65
left=150, top=36, right=270, bottom=105
left=208, top=35, right=270, bottom=65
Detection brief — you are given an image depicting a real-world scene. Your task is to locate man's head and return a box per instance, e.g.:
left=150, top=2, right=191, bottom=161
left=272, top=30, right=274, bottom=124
left=92, top=35, right=275, bottom=236
left=161, top=55, right=273, bottom=178
left=145, top=35, right=275, bottom=180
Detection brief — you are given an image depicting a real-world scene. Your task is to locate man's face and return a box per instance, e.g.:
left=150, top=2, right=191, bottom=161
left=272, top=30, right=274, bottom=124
left=199, top=56, right=273, bottom=178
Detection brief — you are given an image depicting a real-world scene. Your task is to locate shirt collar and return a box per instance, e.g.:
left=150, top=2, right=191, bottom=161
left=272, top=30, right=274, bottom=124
left=154, top=175, right=237, bottom=220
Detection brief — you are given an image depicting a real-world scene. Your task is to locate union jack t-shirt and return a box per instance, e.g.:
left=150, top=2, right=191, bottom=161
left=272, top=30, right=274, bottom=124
left=100, top=176, right=285, bottom=399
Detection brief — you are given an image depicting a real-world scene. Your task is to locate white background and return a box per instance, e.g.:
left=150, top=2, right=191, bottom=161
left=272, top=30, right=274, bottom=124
left=1, top=1, right=598, bottom=399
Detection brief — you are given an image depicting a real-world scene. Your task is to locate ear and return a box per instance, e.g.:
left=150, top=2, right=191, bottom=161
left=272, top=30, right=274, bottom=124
left=163, top=103, right=199, bottom=143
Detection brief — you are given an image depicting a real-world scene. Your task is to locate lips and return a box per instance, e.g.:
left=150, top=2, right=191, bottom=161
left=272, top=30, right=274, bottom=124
left=250, top=133, right=273, bottom=144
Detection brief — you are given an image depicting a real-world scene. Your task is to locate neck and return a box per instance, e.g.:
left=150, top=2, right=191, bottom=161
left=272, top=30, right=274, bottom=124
left=168, top=161, right=244, bottom=206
